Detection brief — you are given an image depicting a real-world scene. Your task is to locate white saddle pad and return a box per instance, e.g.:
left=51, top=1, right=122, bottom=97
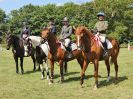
left=60, top=42, right=77, bottom=51
left=71, top=43, right=77, bottom=51
left=106, top=39, right=113, bottom=49
left=40, top=41, right=50, bottom=56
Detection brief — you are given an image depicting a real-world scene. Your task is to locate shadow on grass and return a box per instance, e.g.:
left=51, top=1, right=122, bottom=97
left=54, top=72, right=79, bottom=79
left=64, top=75, right=88, bottom=83
left=99, top=76, right=128, bottom=88
left=24, top=70, right=40, bottom=75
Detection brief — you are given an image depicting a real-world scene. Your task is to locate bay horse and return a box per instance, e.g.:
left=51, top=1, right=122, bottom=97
left=41, top=28, right=88, bottom=83
left=6, top=34, right=36, bottom=74
left=75, top=26, right=120, bottom=89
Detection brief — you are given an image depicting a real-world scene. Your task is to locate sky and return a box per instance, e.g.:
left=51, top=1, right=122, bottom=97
left=0, top=0, right=92, bottom=14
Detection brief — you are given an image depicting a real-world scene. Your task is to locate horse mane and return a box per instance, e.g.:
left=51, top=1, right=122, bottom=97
left=47, top=31, right=58, bottom=55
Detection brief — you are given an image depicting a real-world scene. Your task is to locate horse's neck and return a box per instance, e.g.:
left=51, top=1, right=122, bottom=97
left=29, top=36, right=41, bottom=47
left=12, top=36, right=21, bottom=49
left=82, top=30, right=93, bottom=52
left=86, top=30, right=93, bottom=39
left=48, top=34, right=58, bottom=54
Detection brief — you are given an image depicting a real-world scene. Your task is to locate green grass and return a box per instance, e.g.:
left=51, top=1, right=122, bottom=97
left=0, top=48, right=133, bottom=99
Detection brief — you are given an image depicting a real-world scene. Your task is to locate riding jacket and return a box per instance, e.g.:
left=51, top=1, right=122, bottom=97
left=94, top=20, right=108, bottom=34
left=60, top=25, right=73, bottom=39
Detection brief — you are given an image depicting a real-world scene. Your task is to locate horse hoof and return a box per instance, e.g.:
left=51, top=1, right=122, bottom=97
left=46, top=76, right=49, bottom=80
left=50, top=79, right=54, bottom=83
left=49, top=81, right=52, bottom=85
left=94, top=85, right=98, bottom=90
left=41, top=78, right=44, bottom=80
left=81, top=85, right=84, bottom=88
left=106, top=76, right=111, bottom=82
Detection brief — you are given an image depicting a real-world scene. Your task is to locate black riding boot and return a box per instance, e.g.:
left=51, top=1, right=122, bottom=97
left=66, top=47, right=73, bottom=58
left=102, top=40, right=108, bottom=58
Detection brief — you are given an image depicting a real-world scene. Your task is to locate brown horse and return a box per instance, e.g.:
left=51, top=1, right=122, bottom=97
left=41, top=28, right=88, bottom=83
left=75, top=26, right=120, bottom=89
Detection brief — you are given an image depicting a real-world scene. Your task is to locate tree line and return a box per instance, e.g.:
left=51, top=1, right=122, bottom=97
left=0, top=0, right=133, bottom=42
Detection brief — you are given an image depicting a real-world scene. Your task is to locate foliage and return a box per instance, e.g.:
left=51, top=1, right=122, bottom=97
left=0, top=0, right=133, bottom=42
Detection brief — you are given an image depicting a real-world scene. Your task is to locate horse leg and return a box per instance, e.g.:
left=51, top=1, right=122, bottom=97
left=44, top=59, right=51, bottom=84
left=45, top=59, right=50, bottom=80
left=50, top=60, right=54, bottom=83
left=59, top=60, right=64, bottom=83
left=105, top=58, right=111, bottom=82
left=77, top=58, right=83, bottom=70
left=38, top=65, right=41, bottom=71
left=80, top=60, right=87, bottom=87
left=20, top=57, right=24, bottom=74
left=63, top=62, right=68, bottom=74
left=40, top=63, right=45, bottom=80
left=114, top=60, right=118, bottom=80
left=94, top=60, right=99, bottom=90
left=31, top=55, right=36, bottom=71
left=14, top=56, right=19, bottom=74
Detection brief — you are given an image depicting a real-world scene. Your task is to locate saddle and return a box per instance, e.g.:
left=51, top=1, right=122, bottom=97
left=60, top=39, right=77, bottom=52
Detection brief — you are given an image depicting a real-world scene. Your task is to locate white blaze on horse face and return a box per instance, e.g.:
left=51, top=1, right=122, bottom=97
left=77, top=35, right=80, bottom=47
left=24, top=45, right=28, bottom=56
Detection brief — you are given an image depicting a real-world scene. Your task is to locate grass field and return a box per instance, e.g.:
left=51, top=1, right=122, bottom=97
left=0, top=48, right=133, bottom=99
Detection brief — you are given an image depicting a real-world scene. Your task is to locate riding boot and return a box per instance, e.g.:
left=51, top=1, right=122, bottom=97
left=102, top=41, right=108, bottom=59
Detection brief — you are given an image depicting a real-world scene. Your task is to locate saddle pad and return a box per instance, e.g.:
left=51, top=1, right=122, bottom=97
left=40, top=41, right=50, bottom=56
left=71, top=43, right=77, bottom=51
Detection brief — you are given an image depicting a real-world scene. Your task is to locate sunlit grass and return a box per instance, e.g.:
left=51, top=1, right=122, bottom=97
left=0, top=48, right=133, bottom=99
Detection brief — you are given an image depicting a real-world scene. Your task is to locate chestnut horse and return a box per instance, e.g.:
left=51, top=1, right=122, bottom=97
left=75, top=26, right=120, bottom=89
left=41, top=28, right=88, bottom=83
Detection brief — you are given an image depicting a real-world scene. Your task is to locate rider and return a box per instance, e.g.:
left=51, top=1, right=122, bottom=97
left=93, top=12, right=112, bottom=58
left=60, top=17, right=73, bottom=58
left=21, top=22, right=30, bottom=40
left=47, top=19, right=57, bottom=35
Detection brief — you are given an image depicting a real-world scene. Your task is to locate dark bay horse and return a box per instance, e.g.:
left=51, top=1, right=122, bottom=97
left=75, top=26, right=120, bottom=89
left=41, top=28, right=88, bottom=83
left=6, top=34, right=36, bottom=74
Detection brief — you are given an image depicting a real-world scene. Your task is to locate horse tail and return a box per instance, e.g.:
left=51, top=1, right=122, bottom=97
left=110, top=40, right=120, bottom=64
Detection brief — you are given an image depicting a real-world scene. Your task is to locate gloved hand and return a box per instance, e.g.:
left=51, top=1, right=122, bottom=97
left=91, top=29, right=98, bottom=34
left=95, top=32, right=100, bottom=36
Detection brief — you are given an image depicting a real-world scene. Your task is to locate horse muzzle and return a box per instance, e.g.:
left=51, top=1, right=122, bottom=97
left=77, top=46, right=82, bottom=51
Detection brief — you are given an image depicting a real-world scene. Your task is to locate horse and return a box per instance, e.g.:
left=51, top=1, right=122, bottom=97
left=41, top=28, right=88, bottom=83
left=6, top=34, right=36, bottom=74
left=75, top=26, right=120, bottom=89
left=25, top=35, right=50, bottom=80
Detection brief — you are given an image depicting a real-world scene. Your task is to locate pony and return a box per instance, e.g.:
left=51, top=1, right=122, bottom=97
left=41, top=28, right=88, bottom=83
left=6, top=34, right=36, bottom=74
left=26, top=36, right=50, bottom=80
left=75, top=26, right=120, bottom=89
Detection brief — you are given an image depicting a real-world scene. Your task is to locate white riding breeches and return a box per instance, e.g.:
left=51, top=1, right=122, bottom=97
left=64, top=38, right=70, bottom=47
left=99, top=35, right=106, bottom=43
left=99, top=35, right=113, bottom=49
